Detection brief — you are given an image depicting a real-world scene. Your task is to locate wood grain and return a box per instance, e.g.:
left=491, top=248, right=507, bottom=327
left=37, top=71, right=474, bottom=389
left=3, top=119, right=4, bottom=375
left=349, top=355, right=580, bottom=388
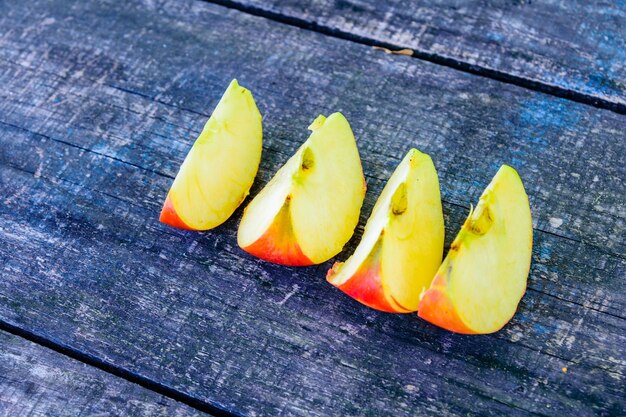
left=0, top=0, right=624, bottom=416
left=228, top=0, right=626, bottom=111
left=0, top=330, right=204, bottom=417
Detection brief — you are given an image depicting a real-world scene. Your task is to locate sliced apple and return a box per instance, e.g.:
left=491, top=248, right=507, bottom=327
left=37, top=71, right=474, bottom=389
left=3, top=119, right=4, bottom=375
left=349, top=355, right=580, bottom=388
left=326, top=149, right=444, bottom=312
left=418, top=165, right=532, bottom=334
left=237, top=113, right=365, bottom=266
left=160, top=79, right=262, bottom=230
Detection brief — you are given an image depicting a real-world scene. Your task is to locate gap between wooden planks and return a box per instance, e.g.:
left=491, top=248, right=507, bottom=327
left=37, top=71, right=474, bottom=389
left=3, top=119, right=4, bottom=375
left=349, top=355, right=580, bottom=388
left=204, top=0, right=626, bottom=114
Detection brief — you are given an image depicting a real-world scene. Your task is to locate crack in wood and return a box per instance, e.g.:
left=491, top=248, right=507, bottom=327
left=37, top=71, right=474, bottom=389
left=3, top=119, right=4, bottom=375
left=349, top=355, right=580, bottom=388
left=0, top=319, right=240, bottom=417
left=202, top=0, right=626, bottom=115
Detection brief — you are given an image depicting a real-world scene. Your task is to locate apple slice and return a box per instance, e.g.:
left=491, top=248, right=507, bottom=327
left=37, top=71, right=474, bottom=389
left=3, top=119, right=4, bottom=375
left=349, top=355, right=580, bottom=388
left=326, top=149, right=444, bottom=312
left=418, top=165, right=533, bottom=334
left=237, top=113, right=365, bottom=266
left=160, top=79, right=262, bottom=230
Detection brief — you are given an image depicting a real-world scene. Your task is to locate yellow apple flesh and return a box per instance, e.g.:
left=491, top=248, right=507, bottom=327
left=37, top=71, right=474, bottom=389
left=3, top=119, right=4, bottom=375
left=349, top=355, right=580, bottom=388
left=418, top=165, right=533, bottom=334
left=160, top=79, right=262, bottom=230
left=327, top=149, right=444, bottom=312
left=237, top=113, right=366, bottom=266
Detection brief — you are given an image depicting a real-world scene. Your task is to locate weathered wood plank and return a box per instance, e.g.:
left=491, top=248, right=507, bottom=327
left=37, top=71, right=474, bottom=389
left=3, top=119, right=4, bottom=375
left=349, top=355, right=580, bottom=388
left=229, top=0, right=626, bottom=111
left=0, top=0, right=624, bottom=416
left=1, top=133, right=625, bottom=415
left=0, top=2, right=623, bottom=256
left=0, top=330, right=205, bottom=417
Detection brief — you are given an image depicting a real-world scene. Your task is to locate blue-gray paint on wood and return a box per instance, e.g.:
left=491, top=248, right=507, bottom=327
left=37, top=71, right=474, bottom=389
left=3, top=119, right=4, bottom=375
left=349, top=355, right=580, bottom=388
left=0, top=0, right=624, bottom=416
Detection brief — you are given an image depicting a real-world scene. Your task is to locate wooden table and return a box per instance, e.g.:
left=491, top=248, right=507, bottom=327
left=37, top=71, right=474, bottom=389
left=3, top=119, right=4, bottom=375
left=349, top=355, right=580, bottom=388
left=1, top=1, right=624, bottom=416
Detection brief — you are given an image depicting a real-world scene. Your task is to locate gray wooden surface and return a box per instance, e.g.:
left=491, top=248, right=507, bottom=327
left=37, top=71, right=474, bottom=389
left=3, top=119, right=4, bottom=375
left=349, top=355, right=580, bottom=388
left=0, top=330, right=204, bottom=417
left=226, top=0, right=626, bottom=112
left=0, top=0, right=624, bottom=416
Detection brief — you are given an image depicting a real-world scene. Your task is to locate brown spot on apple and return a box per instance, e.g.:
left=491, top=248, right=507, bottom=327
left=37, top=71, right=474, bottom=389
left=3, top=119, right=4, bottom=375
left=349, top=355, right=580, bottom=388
left=301, top=147, right=315, bottom=171
left=391, top=182, right=408, bottom=215
left=470, top=203, right=494, bottom=235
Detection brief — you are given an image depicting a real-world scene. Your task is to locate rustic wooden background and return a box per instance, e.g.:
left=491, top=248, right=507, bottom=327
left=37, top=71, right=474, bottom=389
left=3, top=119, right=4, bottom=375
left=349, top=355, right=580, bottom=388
left=0, top=0, right=624, bottom=416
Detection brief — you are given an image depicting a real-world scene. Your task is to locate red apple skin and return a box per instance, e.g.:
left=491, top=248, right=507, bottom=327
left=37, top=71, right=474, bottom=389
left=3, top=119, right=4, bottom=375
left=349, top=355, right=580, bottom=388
left=417, top=271, right=474, bottom=334
left=160, top=194, right=194, bottom=230
left=240, top=199, right=313, bottom=266
left=327, top=240, right=410, bottom=313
